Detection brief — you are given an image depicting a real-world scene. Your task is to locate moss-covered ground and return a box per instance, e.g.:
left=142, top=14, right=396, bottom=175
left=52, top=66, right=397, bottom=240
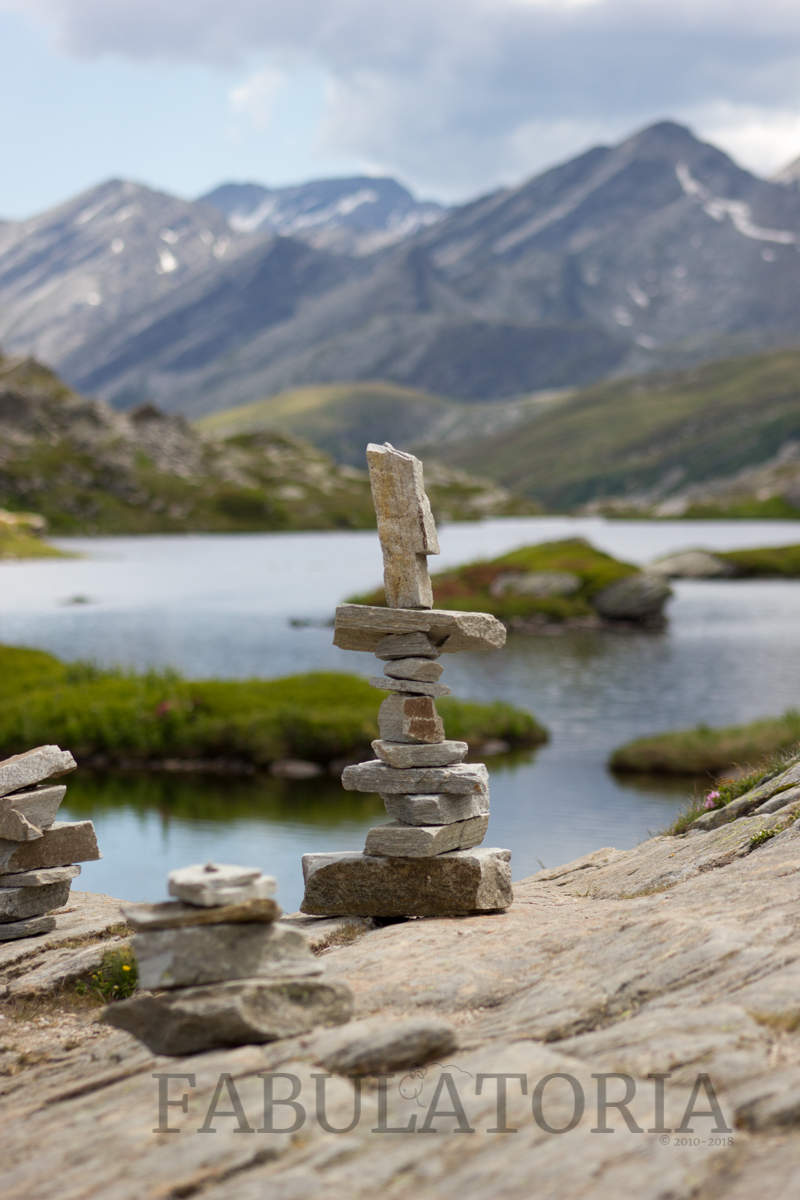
left=610, top=710, right=800, bottom=777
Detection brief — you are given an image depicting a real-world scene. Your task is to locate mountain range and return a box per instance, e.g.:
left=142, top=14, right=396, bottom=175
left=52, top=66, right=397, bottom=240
left=1, top=121, right=799, bottom=417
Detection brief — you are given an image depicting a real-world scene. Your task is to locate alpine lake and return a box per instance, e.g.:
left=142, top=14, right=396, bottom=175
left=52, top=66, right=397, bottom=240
left=3, top=515, right=800, bottom=914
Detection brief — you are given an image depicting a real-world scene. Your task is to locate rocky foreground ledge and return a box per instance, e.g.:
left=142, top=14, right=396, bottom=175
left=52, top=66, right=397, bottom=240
left=3, top=820, right=800, bottom=1199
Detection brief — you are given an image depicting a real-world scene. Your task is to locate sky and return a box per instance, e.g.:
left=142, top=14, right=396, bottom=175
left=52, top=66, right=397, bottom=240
left=1, top=0, right=800, bottom=219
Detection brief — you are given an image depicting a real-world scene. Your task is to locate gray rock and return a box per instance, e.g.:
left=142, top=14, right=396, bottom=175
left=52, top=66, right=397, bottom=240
left=754, top=784, right=800, bottom=815
left=103, top=977, right=354, bottom=1056
left=382, top=791, right=490, bottom=825
left=364, top=815, right=489, bottom=857
left=371, top=739, right=467, bottom=768
left=489, top=569, right=581, bottom=598
left=0, top=785, right=67, bottom=841
left=0, top=746, right=76, bottom=799
left=369, top=675, right=451, bottom=697
left=343, top=760, right=489, bottom=796
left=591, top=573, right=673, bottom=620
left=0, top=880, right=72, bottom=924
left=375, top=632, right=441, bottom=659
left=0, top=914, right=56, bottom=942
left=300, top=847, right=513, bottom=916
left=168, top=861, right=276, bottom=907
left=333, top=603, right=507, bottom=655
left=121, top=896, right=282, bottom=931
left=377, top=694, right=445, bottom=744
left=279, top=914, right=376, bottom=952
left=690, top=762, right=800, bottom=831
left=383, top=657, right=444, bottom=682
left=308, top=1016, right=458, bottom=1074
left=0, top=864, right=80, bottom=888
left=132, top=921, right=321, bottom=989
left=647, top=549, right=739, bottom=578
left=8, top=939, right=123, bottom=996
left=366, top=442, right=440, bottom=609
left=0, top=821, right=100, bottom=874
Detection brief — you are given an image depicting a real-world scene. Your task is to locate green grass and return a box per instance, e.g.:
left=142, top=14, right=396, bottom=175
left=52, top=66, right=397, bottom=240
left=0, top=645, right=547, bottom=767
left=350, top=538, right=637, bottom=623
left=718, top=544, right=800, bottom=577
left=610, top=710, right=800, bottom=777
left=663, top=765, right=774, bottom=835
left=75, top=946, right=138, bottom=1003
left=0, top=527, right=68, bottom=560
left=438, top=347, right=800, bottom=511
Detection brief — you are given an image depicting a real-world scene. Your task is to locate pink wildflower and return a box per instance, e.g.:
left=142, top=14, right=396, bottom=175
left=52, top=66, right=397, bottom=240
left=703, top=790, right=721, bottom=810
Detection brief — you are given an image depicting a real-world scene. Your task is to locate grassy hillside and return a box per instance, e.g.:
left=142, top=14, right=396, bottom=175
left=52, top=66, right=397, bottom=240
left=610, top=711, right=800, bottom=777
left=437, top=348, right=800, bottom=512
left=0, top=644, right=547, bottom=767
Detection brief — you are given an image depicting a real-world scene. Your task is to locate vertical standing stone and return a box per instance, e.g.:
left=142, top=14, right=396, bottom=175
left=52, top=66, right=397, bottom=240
left=366, top=443, right=440, bottom=609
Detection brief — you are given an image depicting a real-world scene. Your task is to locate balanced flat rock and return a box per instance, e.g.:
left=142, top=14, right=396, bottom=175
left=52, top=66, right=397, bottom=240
left=369, top=675, right=451, bottom=697
left=382, top=791, right=490, bottom=825
left=132, top=921, right=321, bottom=989
left=334, top=604, right=506, bottom=654
left=0, top=746, right=76, bottom=799
left=121, top=896, right=281, bottom=931
left=375, top=632, right=441, bottom=659
left=372, top=739, right=467, bottom=768
left=378, top=694, right=445, bottom=744
left=308, top=1015, right=458, bottom=1074
left=366, top=442, right=439, bottom=609
left=0, top=821, right=100, bottom=874
left=0, top=863, right=80, bottom=888
left=0, top=879, right=72, bottom=924
left=0, top=914, right=57, bottom=942
left=168, top=862, right=277, bottom=907
left=343, top=761, right=489, bottom=796
left=0, top=784, right=66, bottom=834
left=300, top=847, right=512, bottom=916
left=364, top=815, right=489, bottom=857
left=383, top=657, right=444, bottom=682
left=103, top=976, right=355, bottom=1056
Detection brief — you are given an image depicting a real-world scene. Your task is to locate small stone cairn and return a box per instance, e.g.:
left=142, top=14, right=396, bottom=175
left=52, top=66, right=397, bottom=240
left=301, top=443, right=513, bottom=918
left=105, top=862, right=354, bottom=1056
left=0, top=745, right=100, bottom=942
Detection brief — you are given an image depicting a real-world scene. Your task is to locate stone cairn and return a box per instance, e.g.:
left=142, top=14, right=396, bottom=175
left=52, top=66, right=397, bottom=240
left=0, top=745, right=101, bottom=942
left=301, top=443, right=513, bottom=918
left=105, top=862, right=354, bottom=1056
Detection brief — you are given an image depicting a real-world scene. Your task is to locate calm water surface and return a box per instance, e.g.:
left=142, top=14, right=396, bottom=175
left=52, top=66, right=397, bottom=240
left=2, top=516, right=800, bottom=913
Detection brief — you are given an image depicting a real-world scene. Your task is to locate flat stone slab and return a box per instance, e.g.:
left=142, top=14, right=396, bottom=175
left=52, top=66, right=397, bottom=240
left=0, top=863, right=80, bottom=888
left=0, top=746, right=76, bottom=799
left=300, top=847, right=512, bottom=916
left=308, top=1016, right=458, bottom=1074
left=0, top=821, right=100, bottom=874
left=378, top=694, right=445, bottom=744
left=372, top=739, right=468, bottom=768
left=168, top=862, right=277, bottom=907
left=0, top=879, right=72, bottom=924
left=369, top=675, right=451, bottom=697
left=382, top=791, right=490, bottom=825
left=121, top=896, right=282, bottom=931
left=132, top=921, right=321, bottom=989
left=103, top=976, right=354, bottom=1055
left=0, top=914, right=57, bottom=942
left=343, top=761, right=489, bottom=796
left=364, top=815, right=489, bottom=857
left=383, top=657, right=444, bottom=682
left=0, top=784, right=66, bottom=840
left=375, top=632, right=441, bottom=659
left=334, top=603, right=507, bottom=655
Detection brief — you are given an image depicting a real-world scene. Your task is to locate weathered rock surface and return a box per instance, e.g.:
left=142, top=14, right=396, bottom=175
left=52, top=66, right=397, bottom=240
left=0, top=863, right=80, bottom=888
left=0, top=914, right=56, bottom=942
left=371, top=739, right=468, bottom=768
left=366, top=442, right=440, bottom=609
left=647, top=549, right=740, bottom=578
left=590, top=573, right=673, bottom=621
left=0, top=880, right=72, bottom=925
left=300, top=847, right=512, bottom=916
left=378, top=693, right=445, bottom=744
left=122, top=896, right=281, bottom=931
left=383, top=657, right=444, bottom=682
left=369, top=674, right=451, bottom=697
left=375, top=631, right=441, bottom=659
left=382, top=790, right=490, bottom=825
left=0, top=821, right=100, bottom=874
left=103, top=977, right=355, bottom=1056
left=0, top=807, right=41, bottom=841
left=0, top=746, right=76, bottom=798
left=364, top=815, right=489, bottom=857
left=0, top=784, right=66, bottom=833
left=333, top=603, right=507, bottom=654
left=168, top=862, right=276, bottom=907
left=689, top=761, right=800, bottom=830
left=343, top=760, right=489, bottom=796
left=133, top=922, right=321, bottom=989
left=307, top=1015, right=458, bottom=1074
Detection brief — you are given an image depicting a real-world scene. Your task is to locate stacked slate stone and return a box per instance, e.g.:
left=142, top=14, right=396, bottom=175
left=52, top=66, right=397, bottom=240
left=301, top=443, right=513, bottom=918
left=0, top=745, right=101, bottom=942
left=105, top=862, right=354, bottom=1056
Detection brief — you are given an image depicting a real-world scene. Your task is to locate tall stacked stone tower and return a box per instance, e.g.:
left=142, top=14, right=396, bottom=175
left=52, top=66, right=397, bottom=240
left=301, top=443, right=512, bottom=918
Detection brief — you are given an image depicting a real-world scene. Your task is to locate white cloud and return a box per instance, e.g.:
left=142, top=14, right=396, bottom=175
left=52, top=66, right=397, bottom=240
left=4, top=0, right=800, bottom=195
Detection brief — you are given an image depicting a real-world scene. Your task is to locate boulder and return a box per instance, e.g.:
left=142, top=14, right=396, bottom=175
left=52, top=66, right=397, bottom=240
left=309, top=1016, right=458, bottom=1074
left=590, top=573, right=673, bottom=621
left=647, top=549, right=739, bottom=578
left=132, top=921, right=321, bottom=990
